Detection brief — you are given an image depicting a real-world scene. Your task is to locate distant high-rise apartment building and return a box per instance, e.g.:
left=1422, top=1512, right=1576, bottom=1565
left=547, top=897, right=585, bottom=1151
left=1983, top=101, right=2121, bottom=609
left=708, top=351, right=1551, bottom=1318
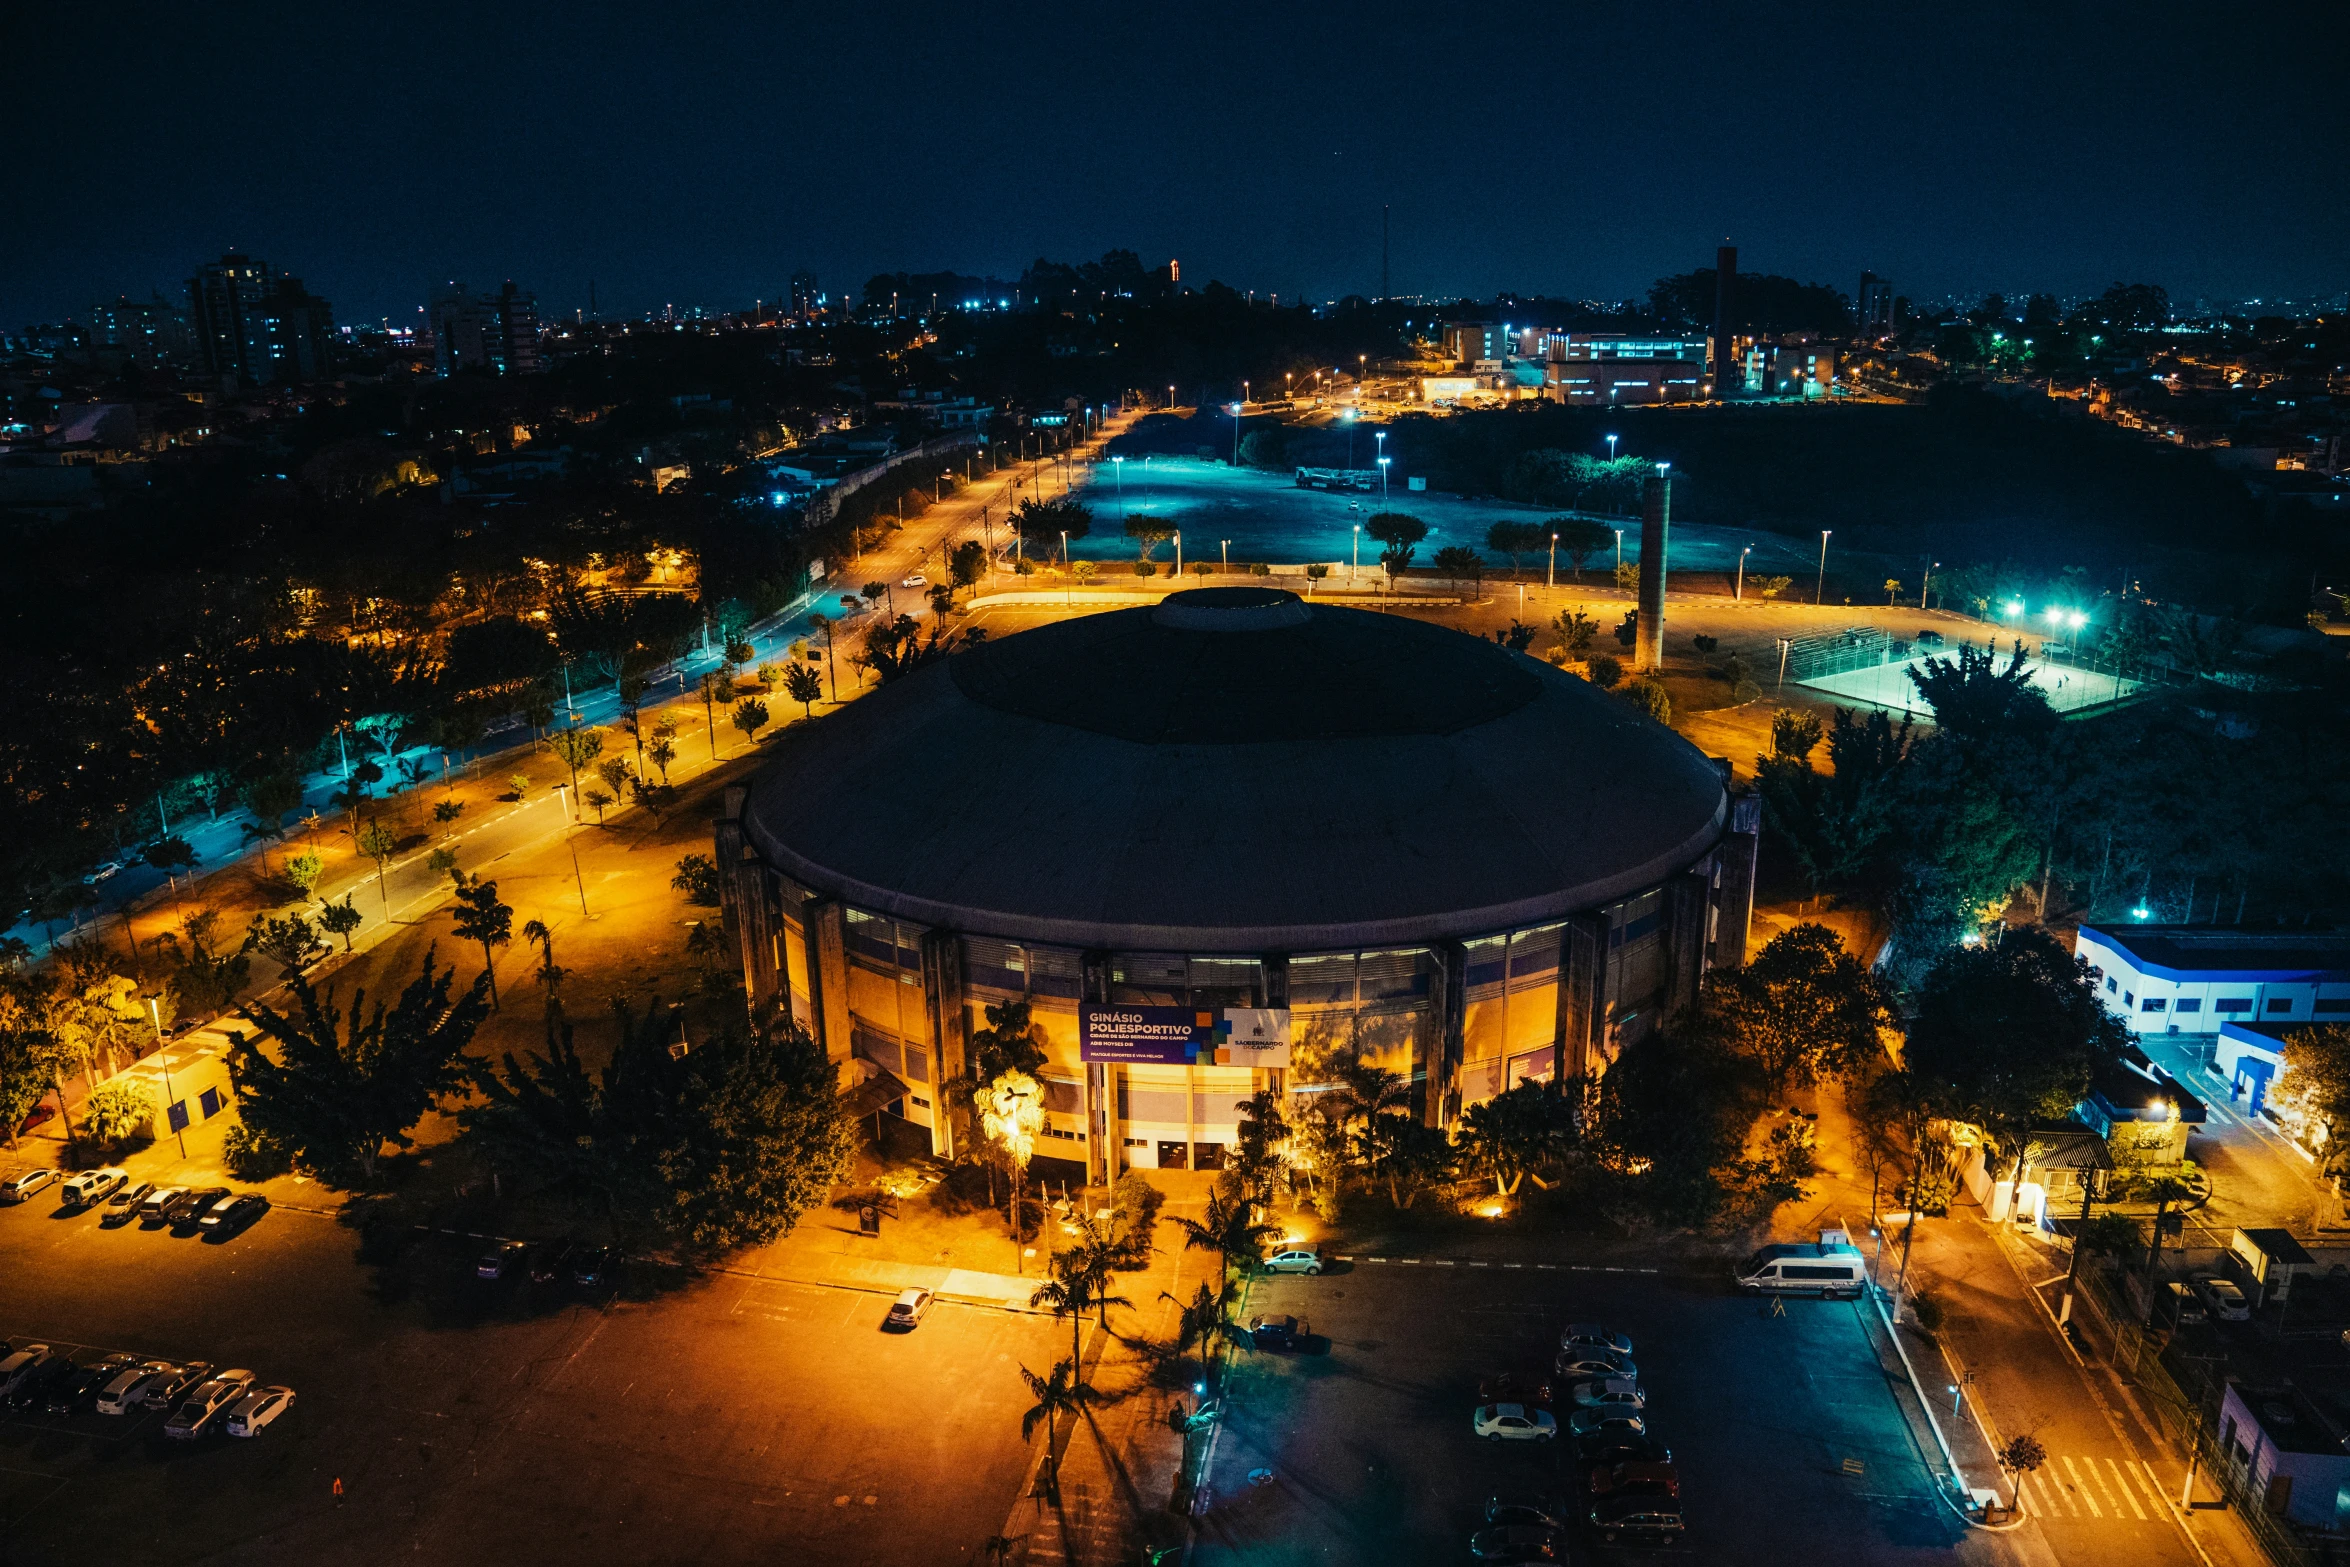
left=187, top=253, right=335, bottom=385
left=788, top=271, right=819, bottom=320
left=1857, top=271, right=1895, bottom=337
left=426, top=281, right=542, bottom=376
left=88, top=293, right=190, bottom=365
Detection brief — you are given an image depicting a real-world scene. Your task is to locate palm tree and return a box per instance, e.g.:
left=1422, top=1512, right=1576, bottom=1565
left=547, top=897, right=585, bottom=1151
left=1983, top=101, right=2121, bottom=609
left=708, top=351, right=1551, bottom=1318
left=1018, top=1358, right=1095, bottom=1478
left=1169, top=1187, right=1280, bottom=1309
left=521, top=918, right=564, bottom=1003
left=1063, top=1211, right=1133, bottom=1329
left=1158, top=1279, right=1236, bottom=1387
left=1029, top=1265, right=1096, bottom=1372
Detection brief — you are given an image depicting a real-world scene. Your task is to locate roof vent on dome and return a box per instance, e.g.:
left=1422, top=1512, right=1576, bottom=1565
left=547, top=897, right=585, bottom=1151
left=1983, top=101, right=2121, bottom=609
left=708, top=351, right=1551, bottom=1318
left=1150, top=586, right=1312, bottom=631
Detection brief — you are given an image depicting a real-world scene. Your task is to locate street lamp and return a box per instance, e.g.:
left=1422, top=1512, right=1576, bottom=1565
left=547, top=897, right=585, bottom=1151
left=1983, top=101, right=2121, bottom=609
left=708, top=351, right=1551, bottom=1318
left=1352, top=523, right=1360, bottom=583
left=1605, top=433, right=1619, bottom=461
left=1548, top=532, right=1558, bottom=592
left=1736, top=545, right=1752, bottom=601
left=1377, top=455, right=1389, bottom=499
left=1816, top=530, right=1832, bottom=606
left=1111, top=454, right=1125, bottom=518
left=1231, top=402, right=1244, bottom=466
left=1614, top=528, right=1623, bottom=570
left=146, top=997, right=186, bottom=1158
left=1220, top=539, right=1230, bottom=574
left=1174, top=531, right=1182, bottom=577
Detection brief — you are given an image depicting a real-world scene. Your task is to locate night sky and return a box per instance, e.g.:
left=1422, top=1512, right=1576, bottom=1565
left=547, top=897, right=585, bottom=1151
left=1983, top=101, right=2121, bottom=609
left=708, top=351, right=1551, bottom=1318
left=10, top=1, right=2347, bottom=327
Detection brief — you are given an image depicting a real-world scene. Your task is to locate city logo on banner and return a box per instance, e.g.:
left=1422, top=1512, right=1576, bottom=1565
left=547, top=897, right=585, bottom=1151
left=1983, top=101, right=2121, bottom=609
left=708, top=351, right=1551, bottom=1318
left=1079, top=1005, right=1291, bottom=1066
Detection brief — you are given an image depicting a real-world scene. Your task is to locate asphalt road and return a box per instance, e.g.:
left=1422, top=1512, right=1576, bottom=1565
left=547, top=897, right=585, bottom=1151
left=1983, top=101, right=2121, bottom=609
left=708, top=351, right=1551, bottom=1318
left=1194, top=1258, right=2024, bottom=1567
left=0, top=1187, right=1063, bottom=1566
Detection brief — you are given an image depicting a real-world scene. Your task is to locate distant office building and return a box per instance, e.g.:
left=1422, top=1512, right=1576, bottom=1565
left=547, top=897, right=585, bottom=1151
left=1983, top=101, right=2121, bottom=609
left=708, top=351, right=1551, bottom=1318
left=88, top=293, right=190, bottom=366
left=1727, top=333, right=1839, bottom=398
left=1858, top=272, right=1895, bottom=337
left=426, top=282, right=542, bottom=376
left=1542, top=335, right=1709, bottom=405
left=1443, top=322, right=1499, bottom=366
left=789, top=271, right=819, bottom=320
left=186, top=253, right=335, bottom=385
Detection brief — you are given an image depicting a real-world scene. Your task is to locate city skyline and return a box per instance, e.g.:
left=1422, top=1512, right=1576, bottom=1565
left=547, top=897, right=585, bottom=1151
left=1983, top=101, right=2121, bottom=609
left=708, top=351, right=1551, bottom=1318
left=8, top=2, right=2349, bottom=327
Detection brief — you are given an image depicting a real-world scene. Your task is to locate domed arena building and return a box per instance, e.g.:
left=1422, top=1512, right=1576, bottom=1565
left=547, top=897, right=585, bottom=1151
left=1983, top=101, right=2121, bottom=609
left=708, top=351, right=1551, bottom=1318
left=715, top=587, right=1759, bottom=1179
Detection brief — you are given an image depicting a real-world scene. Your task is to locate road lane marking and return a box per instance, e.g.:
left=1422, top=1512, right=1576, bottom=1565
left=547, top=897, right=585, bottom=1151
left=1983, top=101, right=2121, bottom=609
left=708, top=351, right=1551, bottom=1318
left=2106, top=1457, right=2148, bottom=1519
left=2085, top=1455, right=2129, bottom=1517
left=2062, top=1455, right=2103, bottom=1517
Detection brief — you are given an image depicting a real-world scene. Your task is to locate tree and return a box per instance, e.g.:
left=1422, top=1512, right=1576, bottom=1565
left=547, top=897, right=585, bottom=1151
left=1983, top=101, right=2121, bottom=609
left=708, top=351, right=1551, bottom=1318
left=979, top=1070, right=1046, bottom=1249
left=230, top=947, right=490, bottom=1185
left=318, top=894, right=362, bottom=953
left=243, top=911, right=327, bottom=975
left=1620, top=678, right=1670, bottom=724
left=142, top=835, right=198, bottom=899
left=1357, top=1111, right=1454, bottom=1208
left=672, top=854, right=722, bottom=906
left=83, top=1077, right=155, bottom=1146
left=1227, top=1089, right=1291, bottom=1206
left=732, top=697, right=770, bottom=748
left=653, top=1020, right=857, bottom=1251
left=1013, top=496, right=1093, bottom=551
left=1485, top=520, right=1545, bottom=578
left=857, top=613, right=977, bottom=683
left=782, top=662, right=823, bottom=719
left=1158, top=1279, right=1237, bottom=1387
left=1169, top=1185, right=1279, bottom=1304
left=596, top=755, right=632, bottom=804
left=549, top=725, right=606, bottom=794
left=1613, top=560, right=1640, bottom=592
left=647, top=734, right=677, bottom=784
left=1552, top=518, right=1614, bottom=579
left=1362, top=512, right=1428, bottom=554
left=354, top=822, right=399, bottom=910
left=950, top=539, right=986, bottom=587
left=583, top=785, right=613, bottom=822
left=153, top=908, right=251, bottom=1017
left=432, top=798, right=466, bottom=835
left=1456, top=1081, right=1573, bottom=1197
left=283, top=848, right=324, bottom=899
left=1018, top=1357, right=1096, bottom=1474
left=1906, top=642, right=2055, bottom=743
left=1123, top=515, right=1175, bottom=562
left=1432, top=545, right=1485, bottom=601
left=241, top=772, right=304, bottom=871
left=520, top=918, right=564, bottom=1003
left=629, top=775, right=678, bottom=827
left=1587, top=1020, right=1767, bottom=1227
left=1553, top=609, right=1598, bottom=660
left=1904, top=927, right=2128, bottom=1200
left=2275, top=1025, right=2350, bottom=1178
left=1997, top=1433, right=2047, bottom=1512
left=1490, top=621, right=1536, bottom=652
left=1030, top=1262, right=1098, bottom=1374
left=1707, top=923, right=1890, bottom=1093
left=449, top=873, right=514, bottom=1009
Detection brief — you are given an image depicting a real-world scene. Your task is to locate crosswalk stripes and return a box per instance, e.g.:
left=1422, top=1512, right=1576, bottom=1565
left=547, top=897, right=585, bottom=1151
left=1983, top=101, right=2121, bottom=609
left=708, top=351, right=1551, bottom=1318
left=2020, top=1455, right=2170, bottom=1524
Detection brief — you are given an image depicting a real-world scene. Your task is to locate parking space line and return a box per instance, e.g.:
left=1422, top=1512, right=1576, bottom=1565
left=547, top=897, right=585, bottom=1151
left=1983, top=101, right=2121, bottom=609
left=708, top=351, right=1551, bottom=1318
left=2062, top=1455, right=2104, bottom=1517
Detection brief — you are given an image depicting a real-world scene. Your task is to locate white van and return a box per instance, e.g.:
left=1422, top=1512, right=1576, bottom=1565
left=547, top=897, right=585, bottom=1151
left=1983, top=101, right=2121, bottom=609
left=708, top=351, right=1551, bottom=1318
left=1734, top=1243, right=1868, bottom=1300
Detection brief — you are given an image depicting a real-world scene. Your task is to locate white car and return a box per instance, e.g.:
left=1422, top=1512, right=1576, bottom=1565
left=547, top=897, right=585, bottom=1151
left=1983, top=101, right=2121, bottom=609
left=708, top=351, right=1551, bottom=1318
left=82, top=861, right=123, bottom=885
left=884, top=1288, right=935, bottom=1330
left=1560, top=1323, right=1634, bottom=1359
left=901, top=573, right=927, bottom=588
left=1261, top=1246, right=1324, bottom=1276
left=224, top=1385, right=295, bottom=1438
left=1571, top=1377, right=1646, bottom=1412
left=97, top=1360, right=176, bottom=1415
left=0, top=1345, right=54, bottom=1397
left=59, top=1168, right=129, bottom=1208
left=1557, top=1352, right=1638, bottom=1383
left=1473, top=1402, right=1557, bottom=1443
left=2194, top=1274, right=2251, bottom=1322
left=0, top=1169, right=59, bottom=1204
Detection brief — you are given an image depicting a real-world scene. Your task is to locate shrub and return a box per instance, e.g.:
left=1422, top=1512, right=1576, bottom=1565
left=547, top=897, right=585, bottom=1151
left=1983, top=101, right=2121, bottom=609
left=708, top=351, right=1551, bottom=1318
left=83, top=1079, right=155, bottom=1146
left=1910, top=1292, right=1946, bottom=1333
left=1692, top=634, right=1718, bottom=654
left=1586, top=653, right=1624, bottom=689
left=1110, top=1167, right=1165, bottom=1267
left=1620, top=678, right=1672, bottom=723
left=1133, top=559, right=1156, bottom=577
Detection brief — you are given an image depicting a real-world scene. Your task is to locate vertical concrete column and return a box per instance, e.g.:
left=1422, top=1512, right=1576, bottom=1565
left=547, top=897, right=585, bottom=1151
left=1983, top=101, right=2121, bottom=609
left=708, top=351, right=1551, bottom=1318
left=1082, top=952, right=1116, bottom=1184
left=1556, top=914, right=1608, bottom=1082
left=1634, top=472, right=1671, bottom=673
left=1430, top=943, right=1467, bottom=1128
left=921, top=931, right=966, bottom=1160
left=812, top=901, right=853, bottom=1084
left=1711, top=792, right=1763, bottom=971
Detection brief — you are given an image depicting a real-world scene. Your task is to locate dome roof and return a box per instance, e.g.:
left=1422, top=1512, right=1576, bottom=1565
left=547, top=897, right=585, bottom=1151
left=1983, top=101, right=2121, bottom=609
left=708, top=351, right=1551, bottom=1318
left=740, top=589, right=1727, bottom=952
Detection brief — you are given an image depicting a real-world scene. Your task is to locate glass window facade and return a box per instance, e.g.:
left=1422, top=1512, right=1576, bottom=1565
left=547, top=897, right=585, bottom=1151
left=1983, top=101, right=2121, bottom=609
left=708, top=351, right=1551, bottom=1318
left=1461, top=924, right=1564, bottom=1106
left=846, top=907, right=929, bottom=1088
left=1288, top=947, right=1435, bottom=1087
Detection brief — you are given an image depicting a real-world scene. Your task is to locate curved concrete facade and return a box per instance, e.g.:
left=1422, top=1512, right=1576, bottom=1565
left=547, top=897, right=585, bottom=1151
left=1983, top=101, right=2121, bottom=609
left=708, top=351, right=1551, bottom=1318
left=717, top=590, right=1759, bottom=1177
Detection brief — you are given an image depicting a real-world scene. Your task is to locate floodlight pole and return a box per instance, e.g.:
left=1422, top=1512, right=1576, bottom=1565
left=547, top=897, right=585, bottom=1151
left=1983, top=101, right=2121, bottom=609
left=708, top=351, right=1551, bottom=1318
left=1817, top=530, right=1832, bottom=605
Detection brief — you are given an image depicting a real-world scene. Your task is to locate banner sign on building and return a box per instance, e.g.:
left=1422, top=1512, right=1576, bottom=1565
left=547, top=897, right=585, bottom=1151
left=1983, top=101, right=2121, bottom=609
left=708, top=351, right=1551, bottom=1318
left=1079, top=1006, right=1291, bottom=1067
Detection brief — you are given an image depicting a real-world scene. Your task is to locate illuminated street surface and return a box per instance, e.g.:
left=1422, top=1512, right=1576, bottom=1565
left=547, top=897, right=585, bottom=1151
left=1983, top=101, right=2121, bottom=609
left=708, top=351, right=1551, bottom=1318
left=1066, top=453, right=1816, bottom=574
left=1193, top=1260, right=2043, bottom=1567
left=0, top=1195, right=1061, bottom=1566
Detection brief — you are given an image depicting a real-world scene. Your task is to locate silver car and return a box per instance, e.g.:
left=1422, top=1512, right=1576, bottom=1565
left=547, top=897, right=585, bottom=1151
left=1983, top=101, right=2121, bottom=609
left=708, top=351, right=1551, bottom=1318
left=164, top=1370, right=255, bottom=1440
left=98, top=1360, right=176, bottom=1416
left=1261, top=1245, right=1325, bottom=1276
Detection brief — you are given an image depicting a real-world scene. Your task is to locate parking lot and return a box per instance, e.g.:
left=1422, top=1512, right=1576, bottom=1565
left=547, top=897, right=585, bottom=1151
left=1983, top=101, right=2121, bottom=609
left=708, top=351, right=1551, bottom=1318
left=1195, top=1257, right=2027, bottom=1566
left=0, top=1186, right=1063, bottom=1566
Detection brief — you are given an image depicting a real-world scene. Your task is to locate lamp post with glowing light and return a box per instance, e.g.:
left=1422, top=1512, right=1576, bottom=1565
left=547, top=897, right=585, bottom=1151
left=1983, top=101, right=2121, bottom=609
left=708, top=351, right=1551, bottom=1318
left=1352, top=524, right=1360, bottom=583
left=1548, top=532, right=1558, bottom=592
left=1605, top=433, right=1619, bottom=461
left=1377, top=456, right=1389, bottom=500
left=1736, top=545, right=1752, bottom=601
left=1816, top=530, right=1832, bottom=605
left=1111, top=455, right=1125, bottom=519
left=1614, top=529, right=1623, bottom=571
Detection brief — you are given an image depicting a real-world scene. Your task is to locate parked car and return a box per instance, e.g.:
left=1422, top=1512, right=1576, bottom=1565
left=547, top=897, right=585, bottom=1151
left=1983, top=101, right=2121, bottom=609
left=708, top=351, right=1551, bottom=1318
left=1590, top=1494, right=1686, bottom=1544
left=224, top=1385, right=296, bottom=1438
left=101, top=1181, right=155, bottom=1226
left=477, top=1240, right=529, bottom=1279
left=1468, top=1523, right=1563, bottom=1562
left=0, top=1345, right=54, bottom=1398
left=138, top=1185, right=189, bottom=1225
left=1570, top=1377, right=1646, bottom=1412
left=167, top=1186, right=229, bottom=1228
left=1260, top=1245, right=1323, bottom=1276
left=1483, top=1498, right=1567, bottom=1531
left=2194, top=1273, right=2251, bottom=1322
left=528, top=1239, right=578, bottom=1284
left=98, top=1360, right=177, bottom=1415
left=1473, top=1403, right=1557, bottom=1443
left=164, top=1370, right=255, bottom=1439
left=200, top=1194, right=269, bottom=1236
left=1478, top=1371, right=1555, bottom=1410
left=1248, top=1314, right=1301, bottom=1352
left=82, top=861, right=124, bottom=885
left=45, top=1355, right=131, bottom=1414
left=12, top=1356, right=81, bottom=1410
left=0, top=1168, right=59, bottom=1204
left=883, top=1288, right=935, bottom=1330
left=1556, top=1351, right=1637, bottom=1383
left=2163, top=1280, right=2207, bottom=1328
left=142, top=1362, right=215, bottom=1409
left=571, top=1245, right=615, bottom=1287
left=1590, top=1460, right=1679, bottom=1500
left=1575, top=1430, right=1672, bottom=1469
left=59, top=1168, right=129, bottom=1208
left=189, top=1191, right=241, bottom=1230
left=1559, top=1323, right=1634, bottom=1360
left=1567, top=1408, right=1647, bottom=1442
